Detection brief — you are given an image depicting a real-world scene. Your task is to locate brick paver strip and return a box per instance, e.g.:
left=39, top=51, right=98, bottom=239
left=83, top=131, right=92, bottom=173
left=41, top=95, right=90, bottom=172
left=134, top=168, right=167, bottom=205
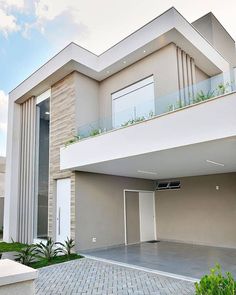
left=35, top=258, right=195, bottom=295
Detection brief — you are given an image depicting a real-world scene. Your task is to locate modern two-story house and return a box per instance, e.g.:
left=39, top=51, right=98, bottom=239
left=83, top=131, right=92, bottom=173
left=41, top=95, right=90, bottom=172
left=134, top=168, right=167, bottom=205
left=4, top=8, right=236, bottom=253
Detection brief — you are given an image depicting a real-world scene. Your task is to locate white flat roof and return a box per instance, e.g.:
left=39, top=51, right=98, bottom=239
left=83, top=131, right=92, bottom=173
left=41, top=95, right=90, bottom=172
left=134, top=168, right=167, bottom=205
left=10, top=7, right=230, bottom=103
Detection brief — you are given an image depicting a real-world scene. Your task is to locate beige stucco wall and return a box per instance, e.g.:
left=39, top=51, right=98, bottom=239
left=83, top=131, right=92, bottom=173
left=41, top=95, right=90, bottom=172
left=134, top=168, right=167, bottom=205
left=195, top=66, right=209, bottom=83
left=192, top=14, right=213, bottom=44
left=126, top=191, right=140, bottom=245
left=75, top=172, right=236, bottom=251
left=75, top=172, right=154, bottom=251
left=0, top=157, right=5, bottom=172
left=192, top=13, right=236, bottom=67
left=98, top=43, right=180, bottom=120
left=74, top=72, right=99, bottom=130
left=211, top=16, right=236, bottom=66
left=155, top=173, right=236, bottom=248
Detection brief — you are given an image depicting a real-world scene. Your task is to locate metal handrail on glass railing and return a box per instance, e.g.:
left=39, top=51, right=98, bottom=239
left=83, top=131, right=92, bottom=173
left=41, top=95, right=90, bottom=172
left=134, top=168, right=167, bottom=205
left=64, top=71, right=236, bottom=146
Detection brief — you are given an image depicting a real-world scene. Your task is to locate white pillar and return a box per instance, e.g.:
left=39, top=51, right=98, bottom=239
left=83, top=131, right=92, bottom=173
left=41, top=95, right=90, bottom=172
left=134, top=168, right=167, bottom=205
left=3, top=98, right=21, bottom=242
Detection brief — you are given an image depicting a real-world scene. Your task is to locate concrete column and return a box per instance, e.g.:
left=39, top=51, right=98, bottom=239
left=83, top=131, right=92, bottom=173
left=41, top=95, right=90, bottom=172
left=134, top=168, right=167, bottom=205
left=4, top=96, right=36, bottom=244
left=18, top=97, right=36, bottom=244
left=3, top=99, right=21, bottom=242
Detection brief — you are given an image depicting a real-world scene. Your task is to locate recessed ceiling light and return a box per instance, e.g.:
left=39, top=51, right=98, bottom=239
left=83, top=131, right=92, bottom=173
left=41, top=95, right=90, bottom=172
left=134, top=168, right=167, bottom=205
left=123, top=60, right=126, bottom=64
left=45, top=111, right=50, bottom=115
left=206, top=160, right=225, bottom=167
left=137, top=170, right=157, bottom=175
left=143, top=50, right=146, bottom=53
left=106, top=70, right=110, bottom=74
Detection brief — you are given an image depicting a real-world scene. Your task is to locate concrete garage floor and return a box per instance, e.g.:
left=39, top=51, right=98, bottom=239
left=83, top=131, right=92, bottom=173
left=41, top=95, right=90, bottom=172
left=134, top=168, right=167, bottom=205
left=84, top=241, right=236, bottom=279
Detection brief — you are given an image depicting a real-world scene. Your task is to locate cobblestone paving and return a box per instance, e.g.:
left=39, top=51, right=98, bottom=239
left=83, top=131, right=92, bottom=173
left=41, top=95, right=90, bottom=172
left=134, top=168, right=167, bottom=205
left=35, top=258, right=195, bottom=295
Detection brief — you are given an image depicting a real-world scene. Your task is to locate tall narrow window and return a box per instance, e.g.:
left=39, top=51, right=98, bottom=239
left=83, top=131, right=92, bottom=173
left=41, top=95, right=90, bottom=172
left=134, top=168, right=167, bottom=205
left=112, top=76, right=155, bottom=127
left=35, top=94, right=50, bottom=239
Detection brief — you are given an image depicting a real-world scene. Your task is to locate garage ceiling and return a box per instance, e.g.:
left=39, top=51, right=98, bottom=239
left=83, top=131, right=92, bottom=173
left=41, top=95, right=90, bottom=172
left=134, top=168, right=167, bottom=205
left=76, top=137, right=236, bottom=180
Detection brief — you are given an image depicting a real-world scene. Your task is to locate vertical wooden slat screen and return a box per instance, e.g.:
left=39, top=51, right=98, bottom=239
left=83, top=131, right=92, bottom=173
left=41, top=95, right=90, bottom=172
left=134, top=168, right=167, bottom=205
left=18, top=97, right=36, bottom=244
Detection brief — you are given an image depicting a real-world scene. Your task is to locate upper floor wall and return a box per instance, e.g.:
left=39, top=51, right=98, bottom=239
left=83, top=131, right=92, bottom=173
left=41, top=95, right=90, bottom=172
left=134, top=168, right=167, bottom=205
left=195, top=66, right=209, bottom=82
left=98, top=43, right=179, bottom=120
left=192, top=13, right=236, bottom=67
left=74, top=43, right=210, bottom=132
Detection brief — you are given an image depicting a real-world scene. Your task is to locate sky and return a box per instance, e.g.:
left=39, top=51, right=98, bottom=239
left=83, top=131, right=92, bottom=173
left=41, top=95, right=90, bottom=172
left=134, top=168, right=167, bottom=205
left=0, top=0, right=236, bottom=155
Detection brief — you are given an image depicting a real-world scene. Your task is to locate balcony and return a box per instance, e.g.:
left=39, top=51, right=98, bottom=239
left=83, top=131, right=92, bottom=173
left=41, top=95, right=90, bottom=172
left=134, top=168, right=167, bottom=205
left=60, top=72, right=236, bottom=179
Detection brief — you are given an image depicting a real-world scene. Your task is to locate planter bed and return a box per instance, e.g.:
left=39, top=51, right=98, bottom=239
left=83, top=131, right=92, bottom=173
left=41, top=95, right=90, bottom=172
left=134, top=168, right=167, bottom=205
left=29, top=253, right=83, bottom=269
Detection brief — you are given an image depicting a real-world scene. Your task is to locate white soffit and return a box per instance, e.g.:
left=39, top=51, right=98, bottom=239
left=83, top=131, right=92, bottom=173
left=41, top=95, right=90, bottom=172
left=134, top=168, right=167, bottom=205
left=10, top=7, right=230, bottom=103
left=36, top=89, right=51, bottom=104
left=69, top=137, right=236, bottom=180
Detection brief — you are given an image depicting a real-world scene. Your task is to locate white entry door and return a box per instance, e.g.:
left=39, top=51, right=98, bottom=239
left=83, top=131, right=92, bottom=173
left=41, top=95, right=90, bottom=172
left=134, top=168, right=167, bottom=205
left=139, top=192, right=156, bottom=242
left=56, top=178, right=71, bottom=243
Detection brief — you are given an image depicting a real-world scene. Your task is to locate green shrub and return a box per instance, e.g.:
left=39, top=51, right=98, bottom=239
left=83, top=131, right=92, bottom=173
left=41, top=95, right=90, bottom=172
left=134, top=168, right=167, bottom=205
left=65, top=135, right=80, bottom=147
left=193, top=90, right=214, bottom=103
left=148, top=110, right=154, bottom=118
left=14, top=238, right=82, bottom=268
left=90, top=128, right=102, bottom=136
left=34, top=238, right=61, bottom=261
left=195, top=264, right=236, bottom=295
left=15, top=245, right=36, bottom=266
left=56, top=238, right=75, bottom=256
left=121, top=116, right=145, bottom=127
left=216, top=83, right=230, bottom=96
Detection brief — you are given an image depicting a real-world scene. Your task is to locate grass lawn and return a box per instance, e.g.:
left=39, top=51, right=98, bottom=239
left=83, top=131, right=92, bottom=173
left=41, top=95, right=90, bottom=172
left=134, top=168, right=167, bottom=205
left=29, top=254, right=83, bottom=269
left=0, top=242, right=27, bottom=252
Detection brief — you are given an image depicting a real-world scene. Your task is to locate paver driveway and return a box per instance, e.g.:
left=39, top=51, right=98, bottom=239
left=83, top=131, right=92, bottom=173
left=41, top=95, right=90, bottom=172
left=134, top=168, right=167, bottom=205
left=35, top=258, right=195, bottom=295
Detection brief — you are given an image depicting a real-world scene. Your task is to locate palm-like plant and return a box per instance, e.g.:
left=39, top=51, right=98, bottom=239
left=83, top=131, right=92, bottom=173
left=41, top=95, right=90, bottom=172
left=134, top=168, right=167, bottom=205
left=35, top=238, right=61, bottom=261
left=193, top=90, right=214, bottom=103
left=15, top=245, right=36, bottom=266
left=216, top=82, right=230, bottom=96
left=56, top=238, right=75, bottom=256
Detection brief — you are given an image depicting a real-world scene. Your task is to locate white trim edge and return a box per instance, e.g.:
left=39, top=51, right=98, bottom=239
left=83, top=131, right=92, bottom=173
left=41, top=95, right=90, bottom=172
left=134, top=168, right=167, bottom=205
left=83, top=255, right=199, bottom=283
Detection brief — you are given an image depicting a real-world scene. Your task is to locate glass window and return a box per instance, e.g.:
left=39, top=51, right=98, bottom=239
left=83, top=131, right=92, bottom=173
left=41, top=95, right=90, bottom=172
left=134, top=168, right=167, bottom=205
left=35, top=97, right=50, bottom=239
left=112, top=76, right=155, bottom=127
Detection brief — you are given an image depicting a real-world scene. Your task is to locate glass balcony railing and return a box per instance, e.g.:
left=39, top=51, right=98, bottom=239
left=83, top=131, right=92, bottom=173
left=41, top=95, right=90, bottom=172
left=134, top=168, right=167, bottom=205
left=65, top=71, right=236, bottom=146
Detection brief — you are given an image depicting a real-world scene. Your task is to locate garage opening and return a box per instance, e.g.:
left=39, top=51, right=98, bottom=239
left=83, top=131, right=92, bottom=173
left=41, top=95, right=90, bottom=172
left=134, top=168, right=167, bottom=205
left=124, top=190, right=156, bottom=245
